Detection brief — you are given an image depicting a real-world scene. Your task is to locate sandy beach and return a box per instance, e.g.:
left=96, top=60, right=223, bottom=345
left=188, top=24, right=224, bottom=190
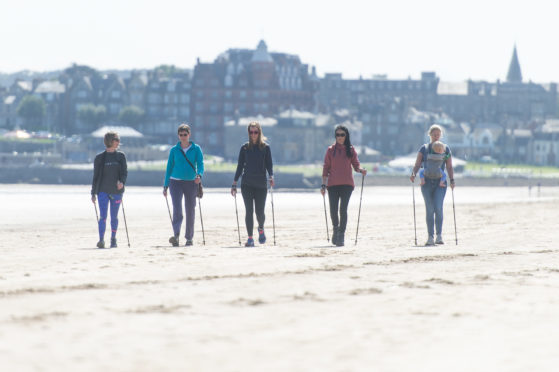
left=1, top=184, right=559, bottom=372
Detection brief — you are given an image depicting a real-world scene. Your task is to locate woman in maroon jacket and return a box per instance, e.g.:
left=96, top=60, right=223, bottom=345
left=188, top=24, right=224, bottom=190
left=320, top=125, right=367, bottom=246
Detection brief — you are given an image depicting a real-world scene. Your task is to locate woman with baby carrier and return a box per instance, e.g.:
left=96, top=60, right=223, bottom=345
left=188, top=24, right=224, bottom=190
left=409, top=124, right=455, bottom=246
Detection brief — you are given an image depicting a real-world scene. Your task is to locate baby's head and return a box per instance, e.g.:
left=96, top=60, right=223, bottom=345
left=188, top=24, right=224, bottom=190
left=432, top=141, right=446, bottom=154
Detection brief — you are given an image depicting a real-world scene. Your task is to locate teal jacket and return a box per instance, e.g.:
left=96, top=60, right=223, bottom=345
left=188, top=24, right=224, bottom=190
left=163, top=141, right=204, bottom=187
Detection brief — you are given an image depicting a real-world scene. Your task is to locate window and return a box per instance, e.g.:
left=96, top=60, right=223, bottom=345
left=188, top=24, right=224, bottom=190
left=111, top=90, right=121, bottom=99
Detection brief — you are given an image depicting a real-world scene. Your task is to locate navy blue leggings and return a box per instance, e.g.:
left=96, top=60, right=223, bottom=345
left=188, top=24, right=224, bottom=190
left=98, top=192, right=122, bottom=241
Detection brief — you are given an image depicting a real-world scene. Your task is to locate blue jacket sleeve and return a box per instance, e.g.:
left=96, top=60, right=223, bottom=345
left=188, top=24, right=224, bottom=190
left=196, top=145, right=204, bottom=176
left=163, top=148, right=175, bottom=187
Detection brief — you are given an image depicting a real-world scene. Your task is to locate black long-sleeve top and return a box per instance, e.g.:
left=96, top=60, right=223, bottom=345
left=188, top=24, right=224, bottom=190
left=234, top=143, right=273, bottom=189
left=91, top=150, right=128, bottom=195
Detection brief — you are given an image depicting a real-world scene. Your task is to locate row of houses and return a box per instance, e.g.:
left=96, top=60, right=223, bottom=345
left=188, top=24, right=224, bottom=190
left=1, top=42, right=558, bottom=160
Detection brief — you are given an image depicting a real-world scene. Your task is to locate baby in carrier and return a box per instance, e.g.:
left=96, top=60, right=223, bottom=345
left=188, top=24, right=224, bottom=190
left=419, top=141, right=447, bottom=187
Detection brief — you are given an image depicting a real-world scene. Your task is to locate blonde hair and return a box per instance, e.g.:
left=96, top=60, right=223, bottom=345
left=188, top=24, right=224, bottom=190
left=103, top=131, right=119, bottom=148
left=432, top=140, right=446, bottom=153
left=247, top=121, right=267, bottom=149
left=428, top=124, right=443, bottom=136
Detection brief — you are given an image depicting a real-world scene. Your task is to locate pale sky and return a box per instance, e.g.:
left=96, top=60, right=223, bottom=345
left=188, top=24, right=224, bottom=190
left=1, top=0, right=558, bottom=82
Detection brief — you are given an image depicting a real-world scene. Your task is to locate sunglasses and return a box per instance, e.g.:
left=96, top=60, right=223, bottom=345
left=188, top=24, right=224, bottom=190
left=335, top=133, right=346, bottom=137
left=113, top=138, right=120, bottom=142
left=179, top=133, right=190, bottom=137
left=249, top=131, right=259, bottom=135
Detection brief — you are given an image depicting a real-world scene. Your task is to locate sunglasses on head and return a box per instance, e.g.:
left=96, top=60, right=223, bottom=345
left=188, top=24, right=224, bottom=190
left=249, top=131, right=259, bottom=135
left=179, top=133, right=189, bottom=137
left=335, top=133, right=346, bottom=137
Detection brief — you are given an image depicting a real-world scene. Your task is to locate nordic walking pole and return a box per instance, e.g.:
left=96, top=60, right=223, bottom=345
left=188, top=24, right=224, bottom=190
left=354, top=172, right=365, bottom=245
left=269, top=184, right=276, bottom=246
left=120, top=198, right=131, bottom=248
left=234, top=192, right=241, bottom=246
left=451, top=187, right=458, bottom=245
left=198, top=195, right=206, bottom=245
left=322, top=190, right=330, bottom=243
left=93, top=198, right=99, bottom=222
left=412, top=181, right=417, bottom=246
left=164, top=194, right=173, bottom=229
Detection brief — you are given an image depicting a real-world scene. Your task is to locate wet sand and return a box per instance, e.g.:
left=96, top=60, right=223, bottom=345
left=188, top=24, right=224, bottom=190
left=1, top=184, right=559, bottom=372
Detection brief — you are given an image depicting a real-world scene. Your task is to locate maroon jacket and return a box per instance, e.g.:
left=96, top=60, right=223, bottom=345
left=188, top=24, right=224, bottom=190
left=322, top=143, right=361, bottom=187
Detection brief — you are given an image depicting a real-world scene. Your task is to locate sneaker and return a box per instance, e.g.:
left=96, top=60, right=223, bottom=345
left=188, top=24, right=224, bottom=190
left=169, top=236, right=179, bottom=247
left=245, top=237, right=255, bottom=247
left=110, top=238, right=117, bottom=248
left=435, top=235, right=444, bottom=245
left=185, top=239, right=193, bottom=246
left=331, top=226, right=339, bottom=245
left=96, top=240, right=105, bottom=249
left=258, top=228, right=266, bottom=244
left=425, top=236, right=435, bottom=246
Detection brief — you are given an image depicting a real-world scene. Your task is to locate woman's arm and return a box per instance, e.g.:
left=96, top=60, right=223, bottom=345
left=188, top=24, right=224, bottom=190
left=233, top=146, right=245, bottom=183
left=410, top=152, right=423, bottom=183
left=446, top=156, right=455, bottom=189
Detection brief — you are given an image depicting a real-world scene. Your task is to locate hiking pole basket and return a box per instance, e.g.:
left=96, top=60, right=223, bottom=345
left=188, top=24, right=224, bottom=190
left=354, top=173, right=365, bottom=245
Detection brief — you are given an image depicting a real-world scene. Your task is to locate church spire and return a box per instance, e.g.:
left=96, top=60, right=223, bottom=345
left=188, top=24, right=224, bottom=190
left=506, top=45, right=522, bottom=83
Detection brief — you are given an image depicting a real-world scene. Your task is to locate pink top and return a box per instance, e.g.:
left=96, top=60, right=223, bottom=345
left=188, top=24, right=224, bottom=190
left=322, top=143, right=361, bottom=187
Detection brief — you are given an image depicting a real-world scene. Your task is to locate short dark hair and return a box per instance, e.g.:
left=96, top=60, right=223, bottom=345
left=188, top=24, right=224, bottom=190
left=103, top=131, right=119, bottom=148
left=177, top=123, right=190, bottom=134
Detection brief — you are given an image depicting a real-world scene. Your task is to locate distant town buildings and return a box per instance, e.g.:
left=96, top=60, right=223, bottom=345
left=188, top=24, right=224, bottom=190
left=1, top=42, right=558, bottom=165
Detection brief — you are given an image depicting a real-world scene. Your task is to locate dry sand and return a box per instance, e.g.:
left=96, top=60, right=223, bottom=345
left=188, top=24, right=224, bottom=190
left=1, top=184, right=559, bottom=372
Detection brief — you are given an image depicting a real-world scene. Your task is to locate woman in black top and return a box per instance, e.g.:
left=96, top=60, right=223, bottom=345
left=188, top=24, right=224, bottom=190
left=91, top=131, right=128, bottom=248
left=231, top=122, right=274, bottom=247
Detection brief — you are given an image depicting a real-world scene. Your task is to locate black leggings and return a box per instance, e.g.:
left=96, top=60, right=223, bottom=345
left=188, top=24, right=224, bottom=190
left=328, top=185, right=354, bottom=232
left=241, top=185, right=268, bottom=236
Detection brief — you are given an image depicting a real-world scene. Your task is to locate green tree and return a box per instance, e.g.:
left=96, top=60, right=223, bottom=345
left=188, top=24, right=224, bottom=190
left=16, top=95, right=46, bottom=131
left=77, top=104, right=107, bottom=131
left=118, top=105, right=145, bottom=126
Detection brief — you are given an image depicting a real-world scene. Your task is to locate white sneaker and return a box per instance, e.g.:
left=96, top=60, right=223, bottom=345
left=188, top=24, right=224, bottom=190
left=425, top=236, right=435, bottom=246
left=436, top=235, right=444, bottom=244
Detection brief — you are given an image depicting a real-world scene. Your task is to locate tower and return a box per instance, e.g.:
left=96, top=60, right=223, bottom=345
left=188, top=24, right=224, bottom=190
left=506, top=45, right=522, bottom=83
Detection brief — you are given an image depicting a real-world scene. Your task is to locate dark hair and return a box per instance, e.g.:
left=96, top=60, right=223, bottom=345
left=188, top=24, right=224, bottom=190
left=335, top=125, right=352, bottom=158
left=177, top=123, right=190, bottom=135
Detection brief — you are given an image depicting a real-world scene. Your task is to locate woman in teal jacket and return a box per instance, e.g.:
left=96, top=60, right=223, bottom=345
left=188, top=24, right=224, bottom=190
left=163, top=124, right=204, bottom=246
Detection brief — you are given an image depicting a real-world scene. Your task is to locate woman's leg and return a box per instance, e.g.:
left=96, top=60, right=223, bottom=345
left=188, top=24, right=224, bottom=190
left=169, top=179, right=184, bottom=237
left=327, top=186, right=341, bottom=228
left=253, top=187, right=268, bottom=230
left=108, top=194, right=122, bottom=239
left=97, top=192, right=110, bottom=241
left=433, top=184, right=447, bottom=236
left=241, top=185, right=255, bottom=237
left=421, top=180, right=436, bottom=238
left=183, top=181, right=198, bottom=241
left=338, top=185, right=354, bottom=233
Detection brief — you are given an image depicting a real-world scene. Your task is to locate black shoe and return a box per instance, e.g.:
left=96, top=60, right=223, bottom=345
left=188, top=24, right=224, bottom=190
left=169, top=236, right=179, bottom=247
left=185, top=239, right=193, bottom=246
left=96, top=240, right=105, bottom=249
left=331, top=226, right=339, bottom=245
left=110, top=238, right=117, bottom=248
left=336, top=231, right=345, bottom=247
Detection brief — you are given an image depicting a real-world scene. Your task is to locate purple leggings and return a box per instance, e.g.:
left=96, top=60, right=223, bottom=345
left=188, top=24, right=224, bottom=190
left=98, top=192, right=121, bottom=241
left=169, top=179, right=198, bottom=240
